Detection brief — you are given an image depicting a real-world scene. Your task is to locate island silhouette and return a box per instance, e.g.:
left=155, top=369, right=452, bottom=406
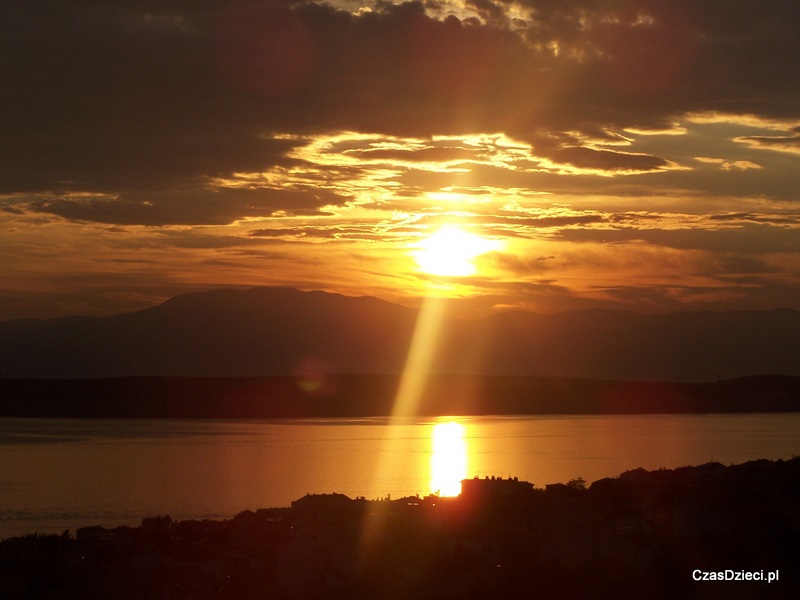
left=2, top=373, right=799, bottom=418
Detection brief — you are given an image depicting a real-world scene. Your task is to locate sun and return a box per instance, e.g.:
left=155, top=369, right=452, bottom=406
left=412, top=225, right=500, bottom=277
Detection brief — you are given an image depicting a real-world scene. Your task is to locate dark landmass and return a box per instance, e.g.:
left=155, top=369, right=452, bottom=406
left=1, top=374, right=800, bottom=418
left=2, top=457, right=798, bottom=599
left=2, top=287, right=799, bottom=382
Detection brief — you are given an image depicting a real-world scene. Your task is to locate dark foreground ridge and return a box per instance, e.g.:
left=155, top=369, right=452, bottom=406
left=2, top=457, right=798, bottom=599
left=2, top=374, right=800, bottom=418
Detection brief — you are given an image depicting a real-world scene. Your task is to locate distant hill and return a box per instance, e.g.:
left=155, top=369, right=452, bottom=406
left=1, top=287, right=799, bottom=381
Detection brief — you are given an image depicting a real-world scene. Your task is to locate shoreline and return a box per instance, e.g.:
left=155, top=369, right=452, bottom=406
left=2, top=457, right=798, bottom=598
left=3, top=455, right=797, bottom=542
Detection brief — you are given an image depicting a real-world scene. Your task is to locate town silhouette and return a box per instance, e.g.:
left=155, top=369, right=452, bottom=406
left=2, top=457, right=797, bottom=599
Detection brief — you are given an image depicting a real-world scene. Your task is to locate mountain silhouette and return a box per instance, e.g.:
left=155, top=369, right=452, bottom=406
left=1, top=287, right=799, bottom=381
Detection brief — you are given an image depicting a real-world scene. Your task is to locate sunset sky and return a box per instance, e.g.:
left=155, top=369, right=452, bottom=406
left=2, top=0, right=799, bottom=321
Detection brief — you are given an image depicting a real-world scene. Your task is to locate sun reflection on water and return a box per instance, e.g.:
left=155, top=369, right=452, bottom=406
left=430, top=421, right=468, bottom=497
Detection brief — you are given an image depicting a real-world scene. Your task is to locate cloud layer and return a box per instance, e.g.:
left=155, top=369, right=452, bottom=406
left=1, top=1, right=799, bottom=318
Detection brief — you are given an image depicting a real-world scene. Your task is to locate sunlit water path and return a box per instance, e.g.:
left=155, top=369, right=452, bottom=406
left=2, top=414, right=798, bottom=540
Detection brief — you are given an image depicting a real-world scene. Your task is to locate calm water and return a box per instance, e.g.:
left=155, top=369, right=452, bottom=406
left=1, top=414, right=799, bottom=540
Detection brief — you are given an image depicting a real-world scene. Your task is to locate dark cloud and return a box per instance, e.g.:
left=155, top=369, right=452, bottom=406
left=505, top=0, right=800, bottom=115
left=344, top=146, right=483, bottom=163
left=465, top=0, right=509, bottom=26
left=246, top=227, right=339, bottom=239
left=1, top=205, right=25, bottom=215
left=2, top=0, right=800, bottom=225
left=555, top=222, right=800, bottom=254
left=735, top=134, right=800, bottom=153
left=703, top=255, right=772, bottom=277
left=493, top=214, right=607, bottom=229
left=27, top=187, right=344, bottom=226
left=708, top=212, right=800, bottom=225
left=542, top=146, right=670, bottom=172
left=247, top=224, right=390, bottom=242
left=401, top=210, right=606, bottom=230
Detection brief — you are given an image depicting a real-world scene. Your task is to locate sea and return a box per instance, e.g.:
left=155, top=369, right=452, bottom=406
left=2, top=413, right=799, bottom=541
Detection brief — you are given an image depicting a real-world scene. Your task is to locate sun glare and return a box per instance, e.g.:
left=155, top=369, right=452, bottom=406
left=430, top=421, right=468, bottom=497
left=412, top=225, right=500, bottom=277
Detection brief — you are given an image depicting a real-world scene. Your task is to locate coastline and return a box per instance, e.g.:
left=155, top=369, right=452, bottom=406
left=2, top=457, right=798, bottom=599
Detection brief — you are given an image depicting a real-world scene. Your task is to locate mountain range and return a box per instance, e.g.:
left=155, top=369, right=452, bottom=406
left=1, top=287, right=799, bottom=382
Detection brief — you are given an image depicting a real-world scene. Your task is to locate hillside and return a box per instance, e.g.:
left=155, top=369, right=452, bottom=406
left=1, top=287, right=799, bottom=381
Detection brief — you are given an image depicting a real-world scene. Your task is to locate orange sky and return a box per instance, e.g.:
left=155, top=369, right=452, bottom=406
left=1, top=1, right=799, bottom=320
